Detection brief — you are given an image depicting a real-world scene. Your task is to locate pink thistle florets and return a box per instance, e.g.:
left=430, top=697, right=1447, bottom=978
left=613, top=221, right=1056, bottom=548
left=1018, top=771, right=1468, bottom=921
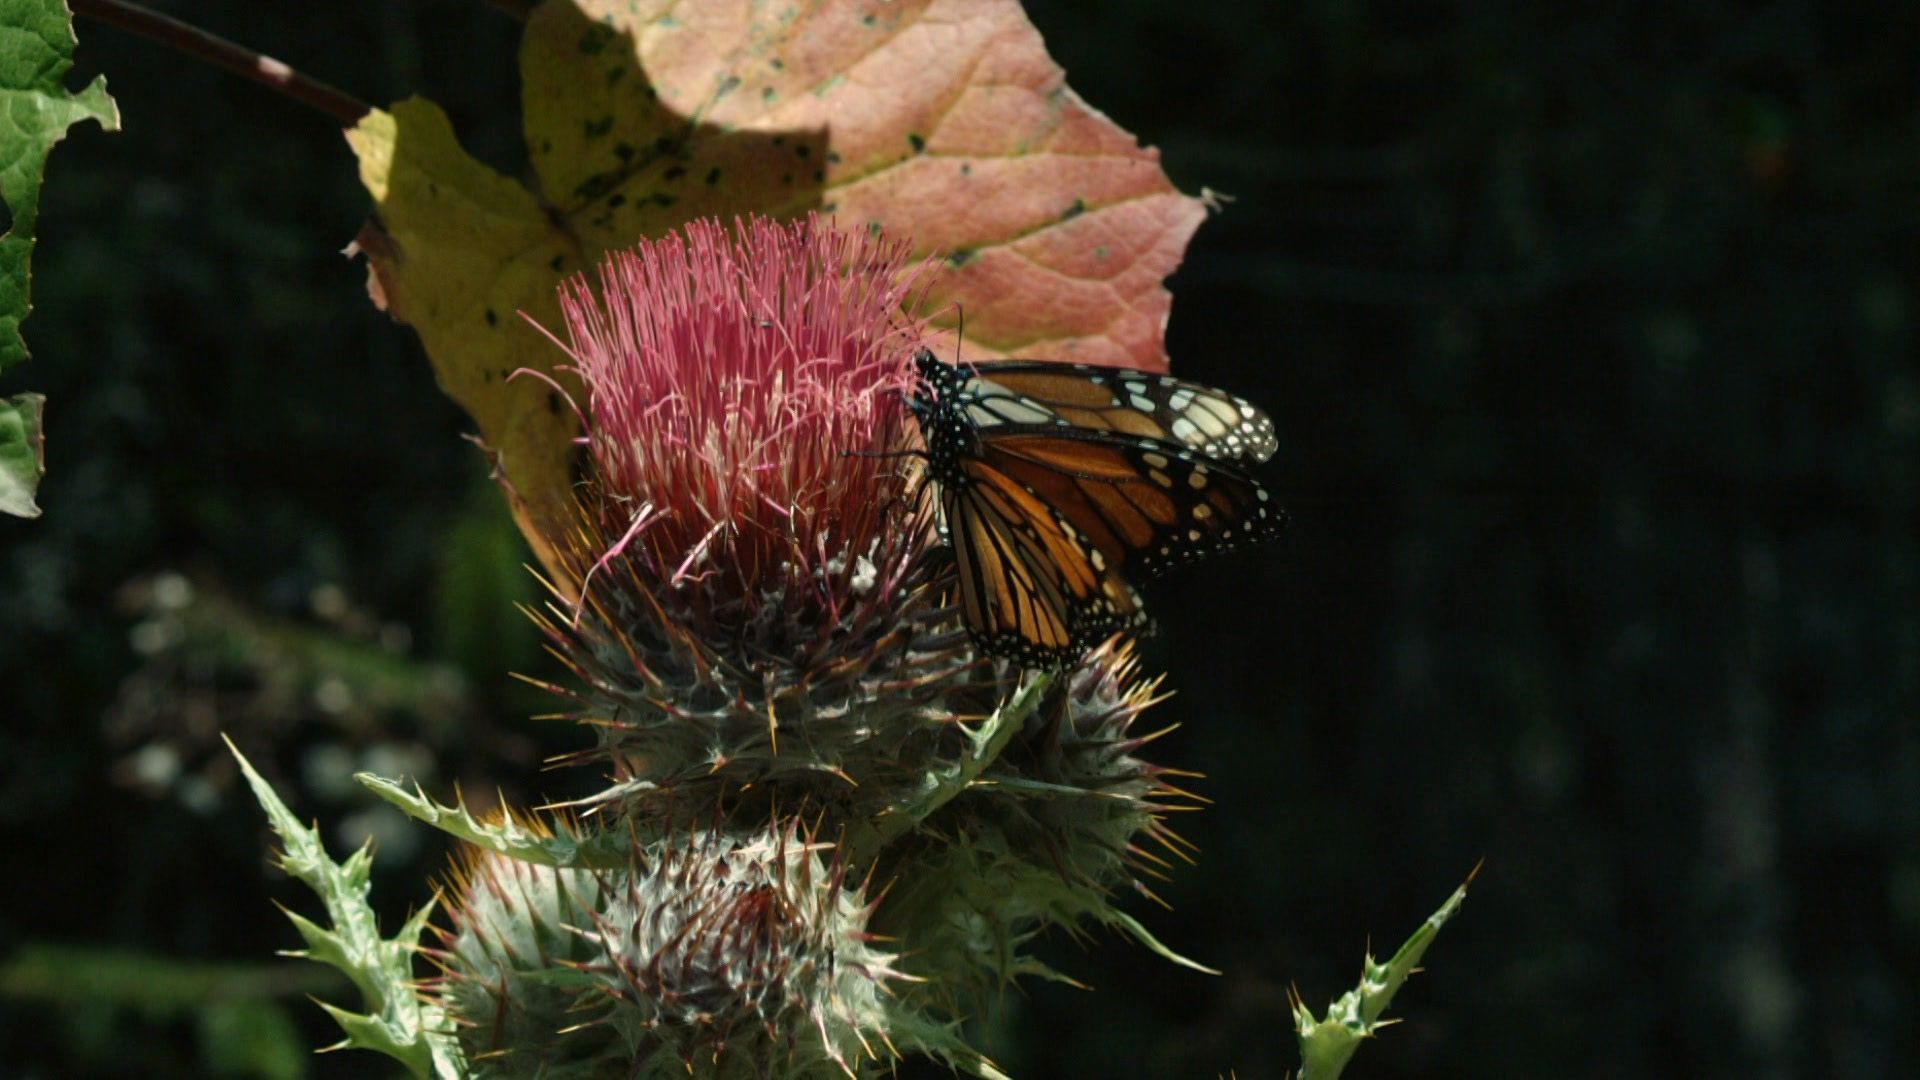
left=529, top=216, right=989, bottom=805
left=556, top=214, right=926, bottom=622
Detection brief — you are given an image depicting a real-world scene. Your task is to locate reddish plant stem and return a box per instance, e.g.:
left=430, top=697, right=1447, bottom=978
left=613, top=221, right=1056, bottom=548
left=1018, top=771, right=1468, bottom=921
left=71, top=0, right=371, bottom=125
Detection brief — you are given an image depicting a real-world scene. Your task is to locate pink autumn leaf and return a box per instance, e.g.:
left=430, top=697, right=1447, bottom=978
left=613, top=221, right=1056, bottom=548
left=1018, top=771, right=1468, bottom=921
left=349, top=0, right=1207, bottom=562
left=522, top=0, right=1205, bottom=370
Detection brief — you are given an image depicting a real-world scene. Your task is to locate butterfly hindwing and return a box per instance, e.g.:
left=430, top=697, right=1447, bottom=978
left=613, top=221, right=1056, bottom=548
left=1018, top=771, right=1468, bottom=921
left=943, top=462, right=1146, bottom=667
left=975, top=428, right=1287, bottom=579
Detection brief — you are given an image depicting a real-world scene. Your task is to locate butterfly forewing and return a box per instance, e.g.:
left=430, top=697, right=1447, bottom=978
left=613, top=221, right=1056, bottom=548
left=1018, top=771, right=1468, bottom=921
left=953, top=360, right=1279, bottom=463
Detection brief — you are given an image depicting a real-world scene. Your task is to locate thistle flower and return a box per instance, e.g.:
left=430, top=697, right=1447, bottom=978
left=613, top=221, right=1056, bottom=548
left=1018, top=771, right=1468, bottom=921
left=527, top=216, right=1003, bottom=819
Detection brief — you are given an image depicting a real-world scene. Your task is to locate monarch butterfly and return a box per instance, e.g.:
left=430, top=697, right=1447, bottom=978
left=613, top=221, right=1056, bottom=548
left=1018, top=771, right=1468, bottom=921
left=906, top=350, right=1285, bottom=668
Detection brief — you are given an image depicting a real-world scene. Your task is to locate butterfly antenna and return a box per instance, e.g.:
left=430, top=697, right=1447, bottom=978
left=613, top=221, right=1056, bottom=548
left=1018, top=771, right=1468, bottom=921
left=953, top=302, right=966, bottom=366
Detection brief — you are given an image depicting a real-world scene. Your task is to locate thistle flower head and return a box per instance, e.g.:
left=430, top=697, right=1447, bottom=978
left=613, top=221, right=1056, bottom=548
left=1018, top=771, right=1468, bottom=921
left=529, top=216, right=995, bottom=813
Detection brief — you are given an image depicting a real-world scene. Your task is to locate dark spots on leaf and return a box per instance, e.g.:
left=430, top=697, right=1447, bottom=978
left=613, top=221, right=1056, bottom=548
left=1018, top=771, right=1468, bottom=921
left=550, top=255, right=566, bottom=272
left=794, top=144, right=810, bottom=159
left=549, top=392, right=565, bottom=415
left=813, top=169, right=825, bottom=183
left=1061, top=197, right=1086, bottom=221
left=614, top=142, right=636, bottom=162
left=781, top=172, right=794, bottom=185
left=907, top=133, right=926, bottom=153
left=959, top=162, right=971, bottom=176
left=1094, top=246, right=1109, bottom=260
left=772, top=135, right=786, bottom=147
left=863, top=13, right=877, bottom=26
left=716, top=74, right=741, bottom=98
left=608, top=193, right=627, bottom=208
left=823, top=201, right=838, bottom=213
left=946, top=249, right=977, bottom=268
left=540, top=138, right=551, bottom=154
left=580, top=26, right=613, bottom=54
left=663, top=165, right=685, bottom=182
left=575, top=172, right=618, bottom=200
left=705, top=167, right=722, bottom=185
left=762, top=86, right=777, bottom=102
left=867, top=220, right=884, bottom=238
left=428, top=181, right=439, bottom=197
left=585, top=115, right=613, bottom=139
left=484, top=308, right=499, bottom=327
left=826, top=151, right=842, bottom=165
left=770, top=57, right=785, bottom=70
left=607, top=66, right=626, bottom=86
left=653, top=135, right=679, bottom=154
left=651, top=192, right=676, bottom=208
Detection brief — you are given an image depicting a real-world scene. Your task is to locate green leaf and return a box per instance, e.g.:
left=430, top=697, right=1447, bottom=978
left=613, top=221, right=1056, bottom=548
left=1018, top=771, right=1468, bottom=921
left=357, top=770, right=629, bottom=869
left=0, top=0, right=119, bottom=516
left=1103, top=908, right=1219, bottom=976
left=224, top=736, right=465, bottom=1078
left=844, top=671, right=1052, bottom=861
left=1293, top=864, right=1481, bottom=1079
left=0, top=391, right=44, bottom=516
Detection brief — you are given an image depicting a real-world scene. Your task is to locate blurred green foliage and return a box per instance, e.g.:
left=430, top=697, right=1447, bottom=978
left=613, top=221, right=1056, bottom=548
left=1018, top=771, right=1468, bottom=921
left=0, top=943, right=331, bottom=1078
left=1, top=1, right=1915, bottom=1077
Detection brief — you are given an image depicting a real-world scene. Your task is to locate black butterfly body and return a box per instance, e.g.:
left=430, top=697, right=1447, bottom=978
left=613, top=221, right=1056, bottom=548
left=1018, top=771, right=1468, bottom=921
left=906, top=351, right=1285, bottom=668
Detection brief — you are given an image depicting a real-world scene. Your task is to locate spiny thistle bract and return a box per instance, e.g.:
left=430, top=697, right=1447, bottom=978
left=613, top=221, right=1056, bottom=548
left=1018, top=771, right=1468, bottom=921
left=248, top=216, right=1205, bottom=1078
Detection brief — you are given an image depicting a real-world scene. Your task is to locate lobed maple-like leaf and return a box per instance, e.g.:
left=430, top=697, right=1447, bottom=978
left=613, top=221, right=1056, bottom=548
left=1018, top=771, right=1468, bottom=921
left=348, top=0, right=1204, bottom=557
left=0, top=0, right=119, bottom=517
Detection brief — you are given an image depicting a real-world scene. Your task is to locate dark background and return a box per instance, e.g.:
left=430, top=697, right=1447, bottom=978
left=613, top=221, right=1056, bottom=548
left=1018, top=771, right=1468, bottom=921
left=4, top=1, right=1916, bottom=1076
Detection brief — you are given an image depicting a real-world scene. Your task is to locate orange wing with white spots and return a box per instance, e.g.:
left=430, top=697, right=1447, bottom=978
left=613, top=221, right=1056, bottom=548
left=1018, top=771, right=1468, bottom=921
left=908, top=351, right=1288, bottom=669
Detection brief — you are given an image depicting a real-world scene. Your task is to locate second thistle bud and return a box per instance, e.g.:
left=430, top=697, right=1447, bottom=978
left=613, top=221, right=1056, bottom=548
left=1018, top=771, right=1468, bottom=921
left=437, top=821, right=909, bottom=1078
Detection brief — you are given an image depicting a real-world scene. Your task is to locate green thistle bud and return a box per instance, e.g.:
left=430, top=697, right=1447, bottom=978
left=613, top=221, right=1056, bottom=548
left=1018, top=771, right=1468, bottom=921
left=433, top=848, right=616, bottom=1074
left=436, top=817, right=906, bottom=1078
